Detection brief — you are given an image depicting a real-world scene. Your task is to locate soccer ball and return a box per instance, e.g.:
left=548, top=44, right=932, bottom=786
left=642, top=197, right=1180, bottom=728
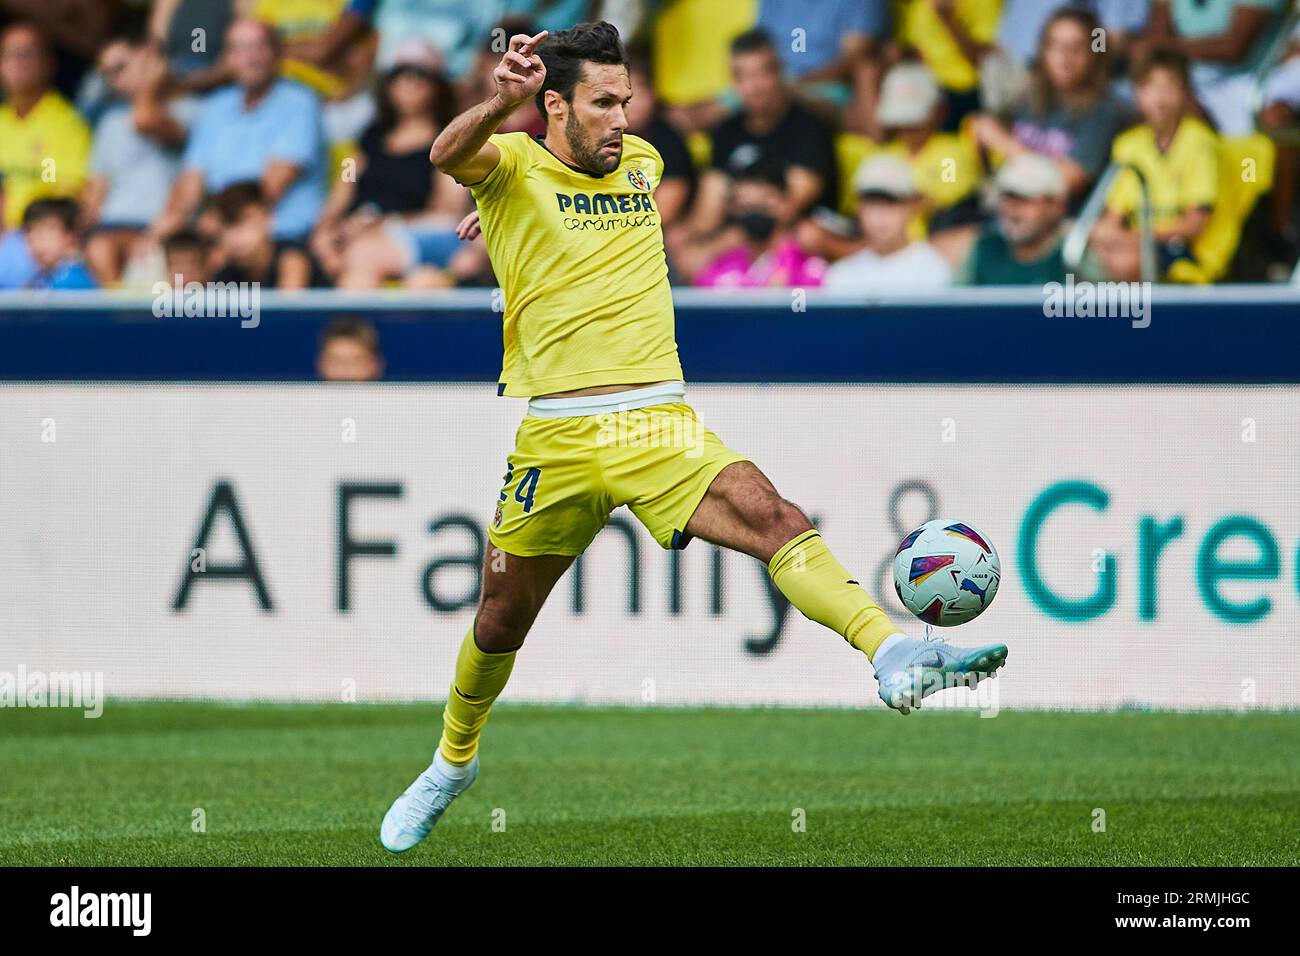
left=892, top=519, right=1001, bottom=627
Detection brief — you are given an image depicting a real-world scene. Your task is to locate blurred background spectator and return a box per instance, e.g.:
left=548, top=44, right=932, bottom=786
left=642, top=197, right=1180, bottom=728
left=685, top=160, right=827, bottom=287
left=316, top=315, right=384, bottom=380
left=823, top=154, right=953, bottom=293
left=1092, top=50, right=1218, bottom=280
left=310, top=41, right=469, bottom=289
left=23, top=197, right=97, bottom=289
left=211, top=180, right=325, bottom=288
left=152, top=18, right=326, bottom=246
left=84, top=32, right=201, bottom=285
left=0, top=0, right=1296, bottom=297
left=933, top=153, right=1070, bottom=285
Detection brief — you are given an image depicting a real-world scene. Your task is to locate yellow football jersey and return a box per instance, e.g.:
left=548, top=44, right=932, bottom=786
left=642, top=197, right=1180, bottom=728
left=1106, top=116, right=1220, bottom=232
left=470, top=131, right=683, bottom=398
left=0, top=92, right=91, bottom=228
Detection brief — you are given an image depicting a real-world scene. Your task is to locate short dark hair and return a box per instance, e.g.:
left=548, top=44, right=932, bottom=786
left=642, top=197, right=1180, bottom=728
left=22, top=197, right=79, bottom=232
left=163, top=228, right=210, bottom=258
left=534, top=21, right=628, bottom=123
left=319, top=317, right=380, bottom=355
left=1131, top=48, right=1192, bottom=89
left=730, top=28, right=776, bottom=58
left=211, top=181, right=267, bottom=224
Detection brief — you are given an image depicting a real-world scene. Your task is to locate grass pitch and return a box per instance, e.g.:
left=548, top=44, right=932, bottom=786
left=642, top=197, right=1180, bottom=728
left=2, top=702, right=1297, bottom=866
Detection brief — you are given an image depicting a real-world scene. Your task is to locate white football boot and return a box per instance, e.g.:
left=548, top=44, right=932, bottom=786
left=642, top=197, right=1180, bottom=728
left=873, top=632, right=1008, bottom=715
left=380, top=753, right=478, bottom=852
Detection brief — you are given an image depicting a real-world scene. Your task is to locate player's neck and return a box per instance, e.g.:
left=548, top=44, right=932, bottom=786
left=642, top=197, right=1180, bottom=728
left=540, top=130, right=593, bottom=176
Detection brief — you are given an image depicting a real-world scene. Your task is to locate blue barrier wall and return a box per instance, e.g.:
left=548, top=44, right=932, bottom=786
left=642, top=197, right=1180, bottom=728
left=1, top=287, right=1297, bottom=383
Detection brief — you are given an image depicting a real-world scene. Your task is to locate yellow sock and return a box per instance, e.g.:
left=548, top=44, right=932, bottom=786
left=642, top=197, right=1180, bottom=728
left=437, top=628, right=517, bottom=765
left=768, top=529, right=899, bottom=660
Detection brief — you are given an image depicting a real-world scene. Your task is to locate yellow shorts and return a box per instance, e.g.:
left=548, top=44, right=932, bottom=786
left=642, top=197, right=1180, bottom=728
left=488, top=402, right=747, bottom=557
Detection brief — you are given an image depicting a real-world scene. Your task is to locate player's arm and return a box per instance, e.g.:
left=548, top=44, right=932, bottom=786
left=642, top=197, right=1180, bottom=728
left=430, top=30, right=548, bottom=186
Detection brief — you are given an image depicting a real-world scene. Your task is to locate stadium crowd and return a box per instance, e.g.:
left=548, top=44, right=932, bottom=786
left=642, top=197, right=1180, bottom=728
left=0, top=0, right=1297, bottom=295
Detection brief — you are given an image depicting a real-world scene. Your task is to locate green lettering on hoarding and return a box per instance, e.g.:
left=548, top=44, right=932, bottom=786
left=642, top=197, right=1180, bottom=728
left=1196, top=516, right=1278, bottom=623
left=1019, top=480, right=1115, bottom=621
left=1138, top=515, right=1184, bottom=621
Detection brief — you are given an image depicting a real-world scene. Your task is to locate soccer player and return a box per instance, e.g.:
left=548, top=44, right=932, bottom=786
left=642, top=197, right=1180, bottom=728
left=380, top=22, right=1008, bottom=852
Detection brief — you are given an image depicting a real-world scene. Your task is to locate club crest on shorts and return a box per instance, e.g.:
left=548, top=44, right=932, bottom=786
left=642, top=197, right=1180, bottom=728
left=493, top=503, right=504, bottom=528
left=627, top=167, right=650, bottom=191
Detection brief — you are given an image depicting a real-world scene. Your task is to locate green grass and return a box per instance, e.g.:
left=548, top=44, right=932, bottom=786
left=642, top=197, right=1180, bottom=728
left=1, top=702, right=1297, bottom=866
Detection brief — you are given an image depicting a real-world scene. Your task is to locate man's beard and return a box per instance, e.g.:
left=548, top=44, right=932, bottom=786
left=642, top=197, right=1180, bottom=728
left=567, top=119, right=622, bottom=174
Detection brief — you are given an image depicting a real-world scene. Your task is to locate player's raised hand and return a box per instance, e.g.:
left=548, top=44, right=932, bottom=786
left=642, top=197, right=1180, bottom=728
left=494, top=31, right=547, bottom=108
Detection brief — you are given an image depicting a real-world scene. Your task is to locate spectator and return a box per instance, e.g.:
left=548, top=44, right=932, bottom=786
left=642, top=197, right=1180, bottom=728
left=302, top=0, right=503, bottom=83
left=311, top=43, right=469, bottom=288
left=83, top=36, right=202, bottom=286
left=933, top=153, right=1069, bottom=284
left=1140, top=0, right=1287, bottom=137
left=1259, top=23, right=1300, bottom=266
left=0, top=0, right=123, bottom=100
left=210, top=181, right=325, bottom=289
left=754, top=0, right=888, bottom=114
left=147, top=0, right=236, bottom=93
left=875, top=62, right=983, bottom=229
left=650, top=0, right=755, bottom=135
left=317, top=316, right=384, bottom=381
left=1092, top=50, right=1219, bottom=281
left=823, top=155, right=953, bottom=294
left=152, top=19, right=327, bottom=247
left=998, top=1, right=1152, bottom=69
left=688, top=162, right=827, bottom=288
left=22, top=198, right=98, bottom=290
left=0, top=22, right=92, bottom=231
left=162, top=229, right=214, bottom=286
left=250, top=0, right=377, bottom=101
left=626, top=50, right=695, bottom=228
left=684, top=29, right=838, bottom=243
left=794, top=63, right=982, bottom=266
left=972, top=8, right=1132, bottom=200
left=895, top=0, right=1003, bottom=129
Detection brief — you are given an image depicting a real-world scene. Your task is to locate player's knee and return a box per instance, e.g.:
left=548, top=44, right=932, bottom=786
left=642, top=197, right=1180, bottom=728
left=473, top=599, right=533, bottom=652
left=768, top=499, right=813, bottom=545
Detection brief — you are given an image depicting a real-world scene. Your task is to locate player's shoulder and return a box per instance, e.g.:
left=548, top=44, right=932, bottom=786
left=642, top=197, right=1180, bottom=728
left=622, top=132, right=662, bottom=163
left=489, top=130, right=537, bottom=155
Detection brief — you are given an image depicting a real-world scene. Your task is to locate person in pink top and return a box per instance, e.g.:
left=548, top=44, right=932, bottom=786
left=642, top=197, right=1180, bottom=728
left=688, top=162, right=826, bottom=288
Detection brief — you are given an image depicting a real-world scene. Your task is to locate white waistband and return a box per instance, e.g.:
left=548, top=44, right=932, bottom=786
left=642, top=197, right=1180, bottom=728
left=526, top=381, right=687, bottom=418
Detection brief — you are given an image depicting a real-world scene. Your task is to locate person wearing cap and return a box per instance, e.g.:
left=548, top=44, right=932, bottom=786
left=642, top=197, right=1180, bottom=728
left=873, top=61, right=982, bottom=232
left=823, top=154, right=953, bottom=294
left=895, top=0, right=1003, bottom=130
left=932, top=152, right=1068, bottom=285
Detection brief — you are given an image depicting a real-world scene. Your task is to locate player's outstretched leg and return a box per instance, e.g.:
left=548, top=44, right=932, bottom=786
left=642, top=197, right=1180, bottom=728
left=684, top=462, right=1006, bottom=714
left=380, top=550, right=573, bottom=852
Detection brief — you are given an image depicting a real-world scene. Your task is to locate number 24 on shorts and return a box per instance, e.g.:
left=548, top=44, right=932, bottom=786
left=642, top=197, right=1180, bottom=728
left=499, top=461, right=542, bottom=514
